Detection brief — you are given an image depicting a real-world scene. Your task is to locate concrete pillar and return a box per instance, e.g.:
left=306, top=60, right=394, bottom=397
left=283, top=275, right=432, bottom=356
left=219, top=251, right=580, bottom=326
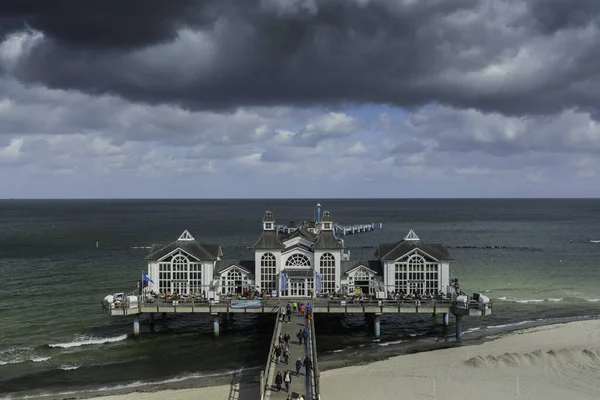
left=133, top=315, right=140, bottom=337
left=443, top=313, right=449, bottom=327
left=455, top=314, right=463, bottom=342
left=213, top=313, right=220, bottom=337
left=373, top=313, right=381, bottom=338
left=148, top=312, right=155, bottom=332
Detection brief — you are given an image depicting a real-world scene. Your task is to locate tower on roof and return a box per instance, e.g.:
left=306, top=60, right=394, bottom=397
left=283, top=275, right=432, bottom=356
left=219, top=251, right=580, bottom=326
left=404, top=230, right=420, bottom=241
left=321, top=210, right=333, bottom=231
left=317, top=203, right=322, bottom=223
left=178, top=230, right=195, bottom=241
left=262, top=210, right=275, bottom=231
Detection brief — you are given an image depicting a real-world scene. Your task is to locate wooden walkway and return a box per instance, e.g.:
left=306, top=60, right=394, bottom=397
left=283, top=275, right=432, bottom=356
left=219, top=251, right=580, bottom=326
left=267, top=310, right=311, bottom=400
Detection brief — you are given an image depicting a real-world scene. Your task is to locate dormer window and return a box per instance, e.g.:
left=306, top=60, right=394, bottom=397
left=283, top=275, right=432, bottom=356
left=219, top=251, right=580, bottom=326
left=265, top=223, right=272, bottom=229
left=324, top=223, right=332, bottom=230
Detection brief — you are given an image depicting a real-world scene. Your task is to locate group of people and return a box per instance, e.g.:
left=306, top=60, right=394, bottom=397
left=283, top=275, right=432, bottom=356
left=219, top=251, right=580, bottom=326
left=272, top=301, right=315, bottom=399
left=281, top=301, right=314, bottom=324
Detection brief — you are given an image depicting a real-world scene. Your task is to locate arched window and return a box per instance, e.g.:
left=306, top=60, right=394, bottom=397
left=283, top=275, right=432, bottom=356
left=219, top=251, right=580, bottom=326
left=171, top=254, right=189, bottom=294
left=286, top=253, right=311, bottom=267
left=354, top=270, right=369, bottom=280
left=319, top=253, right=336, bottom=293
left=261, top=253, right=277, bottom=292
left=222, top=269, right=243, bottom=294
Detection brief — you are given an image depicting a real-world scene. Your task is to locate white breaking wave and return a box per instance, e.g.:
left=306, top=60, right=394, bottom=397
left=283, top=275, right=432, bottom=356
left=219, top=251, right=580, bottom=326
left=378, top=340, right=404, bottom=347
left=547, top=298, right=563, bottom=302
left=49, top=334, right=128, bottom=348
left=486, top=320, right=535, bottom=329
left=496, top=296, right=507, bottom=300
left=0, top=356, right=51, bottom=365
left=514, top=299, right=544, bottom=303
left=586, top=299, right=600, bottom=302
left=464, top=327, right=481, bottom=334
left=58, top=364, right=80, bottom=370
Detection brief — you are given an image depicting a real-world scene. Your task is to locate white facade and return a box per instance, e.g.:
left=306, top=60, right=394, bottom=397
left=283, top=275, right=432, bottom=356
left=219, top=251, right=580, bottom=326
left=145, top=215, right=451, bottom=300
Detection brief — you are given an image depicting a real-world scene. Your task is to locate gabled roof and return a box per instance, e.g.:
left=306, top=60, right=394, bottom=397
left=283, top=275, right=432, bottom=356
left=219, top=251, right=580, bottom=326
left=214, top=260, right=255, bottom=275
left=144, top=237, right=222, bottom=261
left=282, top=243, right=313, bottom=254
left=280, top=226, right=317, bottom=242
left=375, top=230, right=450, bottom=261
left=340, top=260, right=383, bottom=275
left=312, top=231, right=343, bottom=249
left=251, top=230, right=285, bottom=249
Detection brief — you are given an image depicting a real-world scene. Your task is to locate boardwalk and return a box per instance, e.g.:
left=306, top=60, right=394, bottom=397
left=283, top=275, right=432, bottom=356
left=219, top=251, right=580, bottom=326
left=267, top=308, right=311, bottom=400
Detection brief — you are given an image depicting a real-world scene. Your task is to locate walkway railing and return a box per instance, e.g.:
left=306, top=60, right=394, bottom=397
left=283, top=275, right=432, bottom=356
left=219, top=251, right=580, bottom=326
left=308, top=313, right=321, bottom=400
left=260, top=310, right=282, bottom=400
left=107, top=296, right=491, bottom=315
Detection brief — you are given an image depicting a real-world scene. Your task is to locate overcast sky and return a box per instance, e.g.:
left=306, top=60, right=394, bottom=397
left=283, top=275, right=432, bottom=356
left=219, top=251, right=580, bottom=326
left=1, top=0, right=599, bottom=198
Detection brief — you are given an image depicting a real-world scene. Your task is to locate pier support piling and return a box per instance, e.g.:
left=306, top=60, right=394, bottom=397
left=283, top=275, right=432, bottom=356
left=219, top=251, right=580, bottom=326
left=133, top=315, right=140, bottom=337
left=443, top=313, right=449, bottom=328
left=373, top=313, right=381, bottom=338
left=455, top=314, right=463, bottom=342
left=148, top=312, right=155, bottom=332
left=212, top=313, right=220, bottom=337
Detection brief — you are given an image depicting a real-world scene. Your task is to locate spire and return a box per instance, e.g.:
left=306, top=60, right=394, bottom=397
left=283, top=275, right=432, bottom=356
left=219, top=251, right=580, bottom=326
left=178, top=230, right=195, bottom=241
left=404, top=230, right=419, bottom=241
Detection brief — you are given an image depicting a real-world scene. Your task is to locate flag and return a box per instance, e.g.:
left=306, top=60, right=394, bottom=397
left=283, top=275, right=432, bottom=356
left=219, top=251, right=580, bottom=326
left=142, top=271, right=155, bottom=285
left=280, top=272, right=288, bottom=292
left=315, top=270, right=322, bottom=293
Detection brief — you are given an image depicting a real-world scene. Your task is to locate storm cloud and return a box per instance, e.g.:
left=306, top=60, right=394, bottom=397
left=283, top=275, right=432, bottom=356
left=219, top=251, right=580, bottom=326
left=0, top=0, right=599, bottom=114
left=1, top=0, right=600, bottom=198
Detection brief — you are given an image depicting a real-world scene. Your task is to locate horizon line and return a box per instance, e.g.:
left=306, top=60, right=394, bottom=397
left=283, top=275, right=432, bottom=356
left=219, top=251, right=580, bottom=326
left=1, top=197, right=600, bottom=201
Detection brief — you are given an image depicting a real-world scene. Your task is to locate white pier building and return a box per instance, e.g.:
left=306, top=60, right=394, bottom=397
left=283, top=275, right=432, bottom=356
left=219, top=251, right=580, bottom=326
left=143, top=209, right=451, bottom=301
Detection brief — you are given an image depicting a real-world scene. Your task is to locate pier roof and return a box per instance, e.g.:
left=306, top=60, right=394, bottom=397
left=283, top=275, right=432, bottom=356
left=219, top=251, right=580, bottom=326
left=251, top=230, right=285, bottom=249
left=341, top=260, right=383, bottom=275
left=375, top=233, right=450, bottom=261
left=312, top=231, right=344, bottom=249
left=145, top=238, right=222, bottom=261
left=214, top=260, right=254, bottom=275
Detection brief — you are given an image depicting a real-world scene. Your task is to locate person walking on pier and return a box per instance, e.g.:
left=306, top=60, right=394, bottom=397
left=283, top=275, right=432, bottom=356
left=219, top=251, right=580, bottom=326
left=295, top=357, right=302, bottom=377
left=284, top=345, right=290, bottom=364
left=299, top=303, right=305, bottom=316
left=284, top=370, right=292, bottom=392
left=284, top=332, right=291, bottom=345
left=303, top=356, right=313, bottom=378
left=275, top=371, right=283, bottom=392
left=281, top=307, right=287, bottom=322
left=275, top=346, right=282, bottom=364
left=292, top=301, right=297, bottom=311
left=302, top=328, right=309, bottom=344
left=297, top=329, right=303, bottom=345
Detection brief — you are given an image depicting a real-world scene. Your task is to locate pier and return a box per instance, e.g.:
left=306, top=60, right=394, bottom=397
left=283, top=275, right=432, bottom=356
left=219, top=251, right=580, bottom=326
left=101, top=204, right=494, bottom=399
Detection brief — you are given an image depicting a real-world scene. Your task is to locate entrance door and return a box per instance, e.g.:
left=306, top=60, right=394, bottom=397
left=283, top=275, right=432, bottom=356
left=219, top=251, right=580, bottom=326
left=290, top=280, right=307, bottom=297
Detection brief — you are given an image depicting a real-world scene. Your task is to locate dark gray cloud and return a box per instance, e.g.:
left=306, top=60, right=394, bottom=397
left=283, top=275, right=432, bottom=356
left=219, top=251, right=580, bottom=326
left=2, top=0, right=600, bottom=116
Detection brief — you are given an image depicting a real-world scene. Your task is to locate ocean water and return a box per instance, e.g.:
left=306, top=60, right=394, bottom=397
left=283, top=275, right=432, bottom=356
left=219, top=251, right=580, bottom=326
left=1, top=199, right=600, bottom=399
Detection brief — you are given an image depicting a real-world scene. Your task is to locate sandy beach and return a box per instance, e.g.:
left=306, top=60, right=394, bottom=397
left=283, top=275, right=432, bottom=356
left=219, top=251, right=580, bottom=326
left=95, top=319, right=600, bottom=400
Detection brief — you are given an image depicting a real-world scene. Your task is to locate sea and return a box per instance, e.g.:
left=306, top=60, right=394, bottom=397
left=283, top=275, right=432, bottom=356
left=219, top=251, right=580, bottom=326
left=1, top=199, right=600, bottom=399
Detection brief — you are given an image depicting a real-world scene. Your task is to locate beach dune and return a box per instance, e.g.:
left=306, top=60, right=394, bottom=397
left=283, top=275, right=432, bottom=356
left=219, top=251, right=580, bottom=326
left=97, top=319, right=600, bottom=400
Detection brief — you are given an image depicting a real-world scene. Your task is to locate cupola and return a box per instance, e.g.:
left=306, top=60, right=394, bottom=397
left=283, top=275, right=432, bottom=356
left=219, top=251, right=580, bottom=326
left=262, top=210, right=275, bottom=231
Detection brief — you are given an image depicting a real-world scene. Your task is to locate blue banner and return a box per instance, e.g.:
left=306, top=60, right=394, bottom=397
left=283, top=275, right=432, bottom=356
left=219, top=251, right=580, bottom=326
left=280, top=272, right=288, bottom=292
left=230, top=300, right=262, bottom=309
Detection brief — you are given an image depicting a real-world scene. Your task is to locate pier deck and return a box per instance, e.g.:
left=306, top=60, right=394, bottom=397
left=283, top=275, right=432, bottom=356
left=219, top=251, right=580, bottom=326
left=265, top=311, right=313, bottom=400
left=107, top=297, right=491, bottom=318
